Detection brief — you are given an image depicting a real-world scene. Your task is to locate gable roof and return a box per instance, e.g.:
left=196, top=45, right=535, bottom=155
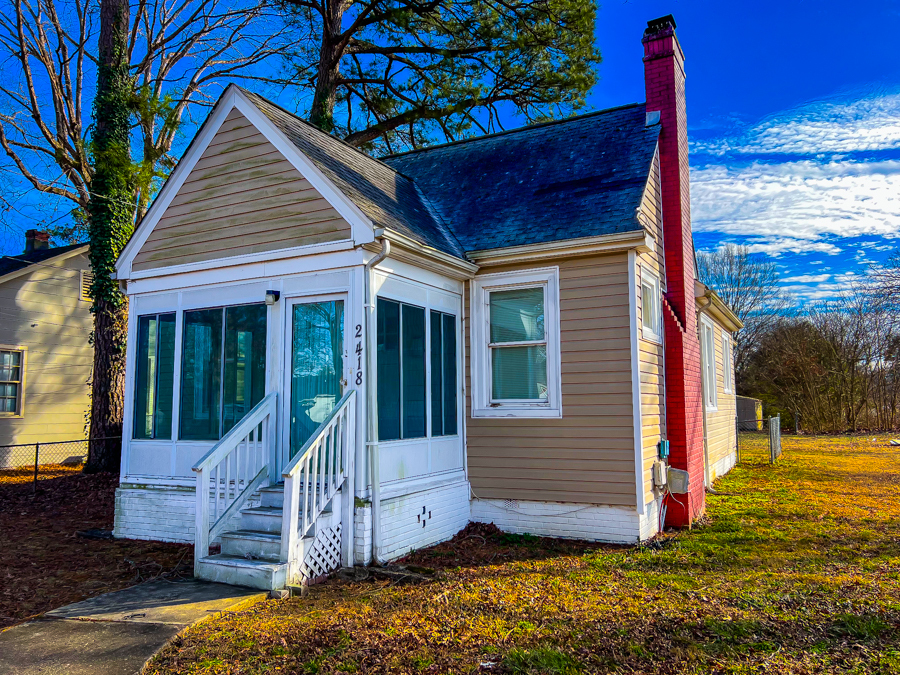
left=241, top=91, right=465, bottom=259
left=383, top=104, right=660, bottom=253
left=0, top=243, right=88, bottom=283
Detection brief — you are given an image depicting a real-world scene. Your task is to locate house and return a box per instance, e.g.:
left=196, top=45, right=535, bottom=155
left=0, top=231, right=92, bottom=467
left=112, top=15, right=742, bottom=590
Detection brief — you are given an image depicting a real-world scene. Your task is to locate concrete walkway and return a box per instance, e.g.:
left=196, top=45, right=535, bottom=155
left=0, top=579, right=266, bottom=675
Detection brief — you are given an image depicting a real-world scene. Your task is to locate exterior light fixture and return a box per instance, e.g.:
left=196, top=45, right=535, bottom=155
left=265, top=290, right=280, bottom=305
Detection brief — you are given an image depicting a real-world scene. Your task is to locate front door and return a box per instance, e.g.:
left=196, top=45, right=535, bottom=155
left=284, top=296, right=346, bottom=468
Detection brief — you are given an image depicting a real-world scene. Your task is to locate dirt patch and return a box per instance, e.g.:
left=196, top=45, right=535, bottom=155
left=0, top=472, right=191, bottom=630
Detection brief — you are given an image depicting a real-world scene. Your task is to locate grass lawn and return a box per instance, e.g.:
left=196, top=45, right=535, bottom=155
left=148, top=435, right=900, bottom=674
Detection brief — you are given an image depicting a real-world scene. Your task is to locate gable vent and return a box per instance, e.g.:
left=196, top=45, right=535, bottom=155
left=80, top=270, right=93, bottom=302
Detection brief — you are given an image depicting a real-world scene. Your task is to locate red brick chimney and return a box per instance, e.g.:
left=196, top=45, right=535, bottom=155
left=24, top=230, right=50, bottom=253
left=643, top=15, right=705, bottom=526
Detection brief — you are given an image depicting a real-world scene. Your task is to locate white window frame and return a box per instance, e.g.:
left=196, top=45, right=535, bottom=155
left=640, top=266, right=662, bottom=344
left=722, top=332, right=734, bottom=394
left=0, top=346, right=26, bottom=417
left=700, top=316, right=718, bottom=411
left=471, top=267, right=561, bottom=418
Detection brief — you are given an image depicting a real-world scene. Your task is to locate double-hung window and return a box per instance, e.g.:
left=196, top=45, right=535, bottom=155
left=472, top=268, right=561, bottom=418
left=700, top=317, right=717, bottom=410
left=133, top=314, right=176, bottom=439
left=722, top=332, right=734, bottom=394
left=641, top=268, right=662, bottom=343
left=179, top=304, right=267, bottom=441
left=0, top=348, right=24, bottom=415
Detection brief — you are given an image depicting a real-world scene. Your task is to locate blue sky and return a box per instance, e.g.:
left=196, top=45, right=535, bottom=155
left=3, top=0, right=900, bottom=304
left=585, top=0, right=900, bottom=303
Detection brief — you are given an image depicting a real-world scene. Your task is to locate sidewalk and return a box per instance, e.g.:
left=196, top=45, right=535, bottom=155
left=0, top=579, right=266, bottom=675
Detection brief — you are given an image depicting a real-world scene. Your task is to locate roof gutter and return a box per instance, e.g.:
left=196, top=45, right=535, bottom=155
left=695, top=281, right=743, bottom=333
left=467, top=230, right=652, bottom=267
left=369, top=228, right=477, bottom=280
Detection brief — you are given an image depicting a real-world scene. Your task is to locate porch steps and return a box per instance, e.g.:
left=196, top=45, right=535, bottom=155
left=196, top=483, right=329, bottom=591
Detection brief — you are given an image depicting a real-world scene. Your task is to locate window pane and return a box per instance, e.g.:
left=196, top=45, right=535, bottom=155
left=377, top=299, right=401, bottom=441
left=180, top=308, right=223, bottom=440
left=430, top=311, right=443, bottom=437
left=442, top=313, right=458, bottom=435
left=133, top=316, right=157, bottom=439
left=490, top=287, right=544, bottom=343
left=0, top=350, right=21, bottom=382
left=641, top=282, right=654, bottom=330
left=223, top=304, right=267, bottom=435
left=154, top=314, right=176, bottom=439
left=402, top=304, right=426, bottom=439
left=492, top=346, right=547, bottom=400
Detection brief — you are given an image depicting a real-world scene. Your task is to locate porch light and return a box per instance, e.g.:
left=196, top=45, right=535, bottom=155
left=265, top=290, right=280, bottom=305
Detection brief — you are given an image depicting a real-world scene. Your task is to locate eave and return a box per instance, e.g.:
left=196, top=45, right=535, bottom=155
left=466, top=230, right=653, bottom=268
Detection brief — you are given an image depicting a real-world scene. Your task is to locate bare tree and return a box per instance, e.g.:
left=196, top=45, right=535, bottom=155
left=0, top=0, right=285, bottom=229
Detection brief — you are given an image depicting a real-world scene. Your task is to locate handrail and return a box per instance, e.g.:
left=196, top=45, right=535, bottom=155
left=192, top=392, right=277, bottom=474
left=282, top=389, right=355, bottom=480
left=281, top=389, right=356, bottom=585
left=193, top=391, right=277, bottom=576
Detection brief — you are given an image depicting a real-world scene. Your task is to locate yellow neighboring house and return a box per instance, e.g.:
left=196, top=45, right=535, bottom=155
left=0, top=230, right=92, bottom=466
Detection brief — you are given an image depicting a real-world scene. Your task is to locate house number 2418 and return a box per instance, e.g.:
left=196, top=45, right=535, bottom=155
left=355, top=324, right=363, bottom=385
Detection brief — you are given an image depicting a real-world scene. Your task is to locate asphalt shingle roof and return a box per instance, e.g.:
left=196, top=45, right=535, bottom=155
left=0, top=243, right=87, bottom=280
left=242, top=91, right=465, bottom=258
left=382, top=103, right=660, bottom=253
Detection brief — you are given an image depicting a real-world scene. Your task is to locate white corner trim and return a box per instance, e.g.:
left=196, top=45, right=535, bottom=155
left=628, top=251, right=645, bottom=516
left=467, top=231, right=651, bottom=267
left=116, top=85, right=376, bottom=280
left=470, top=266, right=562, bottom=419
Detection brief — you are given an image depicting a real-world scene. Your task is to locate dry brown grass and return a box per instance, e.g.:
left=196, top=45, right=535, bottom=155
left=0, top=463, right=83, bottom=485
left=146, top=434, right=900, bottom=674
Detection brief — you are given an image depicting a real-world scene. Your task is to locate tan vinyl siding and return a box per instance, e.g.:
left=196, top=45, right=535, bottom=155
left=0, top=251, right=93, bottom=452
left=636, top=150, right=667, bottom=505
left=132, top=109, right=352, bottom=272
left=465, top=253, right=637, bottom=506
left=706, top=320, right=737, bottom=480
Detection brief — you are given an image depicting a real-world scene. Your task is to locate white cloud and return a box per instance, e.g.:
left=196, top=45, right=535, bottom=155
left=782, top=274, right=832, bottom=283
left=694, top=92, right=900, bottom=156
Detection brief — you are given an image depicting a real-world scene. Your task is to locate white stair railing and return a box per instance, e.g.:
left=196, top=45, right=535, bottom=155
left=281, top=389, right=356, bottom=584
left=192, top=392, right=277, bottom=575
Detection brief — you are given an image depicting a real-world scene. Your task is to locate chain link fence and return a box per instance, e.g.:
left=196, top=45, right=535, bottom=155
left=0, top=438, right=121, bottom=489
left=737, top=415, right=782, bottom=464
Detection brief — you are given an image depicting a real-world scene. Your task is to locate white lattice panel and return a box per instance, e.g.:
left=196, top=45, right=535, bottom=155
left=300, top=523, right=342, bottom=582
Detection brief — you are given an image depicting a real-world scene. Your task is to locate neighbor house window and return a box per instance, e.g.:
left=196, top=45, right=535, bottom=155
left=700, top=317, right=717, bottom=410
left=0, top=348, right=24, bottom=415
left=430, top=310, right=458, bottom=436
left=180, top=304, right=267, bottom=441
left=133, top=314, right=176, bottom=439
left=377, top=298, right=426, bottom=441
left=641, top=267, right=662, bottom=343
left=471, top=268, right=561, bottom=418
left=722, top=333, right=734, bottom=394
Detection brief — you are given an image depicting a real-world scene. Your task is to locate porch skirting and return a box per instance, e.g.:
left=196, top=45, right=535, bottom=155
left=354, top=479, right=471, bottom=564
left=471, top=497, right=663, bottom=544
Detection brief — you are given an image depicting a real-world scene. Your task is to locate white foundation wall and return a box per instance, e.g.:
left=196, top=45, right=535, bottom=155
left=471, top=498, right=654, bottom=544
left=354, top=480, right=471, bottom=563
left=710, top=451, right=737, bottom=484
left=114, top=484, right=254, bottom=544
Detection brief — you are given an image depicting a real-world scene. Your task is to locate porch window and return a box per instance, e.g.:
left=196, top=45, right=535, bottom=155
left=430, top=311, right=457, bottom=436
left=377, top=298, right=426, bottom=441
left=133, top=313, right=175, bottom=439
left=0, top=348, right=24, bottom=415
left=641, top=267, right=662, bottom=343
left=180, top=304, right=267, bottom=440
left=722, top=333, right=734, bottom=394
left=700, top=317, right=717, bottom=410
left=471, top=268, right=562, bottom=418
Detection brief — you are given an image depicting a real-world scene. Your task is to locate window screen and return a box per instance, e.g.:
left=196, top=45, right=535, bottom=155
left=430, top=311, right=458, bottom=436
left=376, top=298, right=427, bottom=441
left=133, top=313, right=175, bottom=438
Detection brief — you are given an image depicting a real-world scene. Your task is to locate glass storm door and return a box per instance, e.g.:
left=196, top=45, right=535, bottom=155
left=287, top=298, right=345, bottom=462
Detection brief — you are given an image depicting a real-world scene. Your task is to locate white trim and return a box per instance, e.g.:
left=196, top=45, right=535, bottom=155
left=371, top=228, right=477, bottom=280
left=722, top=332, right=734, bottom=395
left=116, top=85, right=375, bottom=280
left=467, top=231, right=651, bottom=267
left=470, top=267, right=562, bottom=418
left=639, top=265, right=662, bottom=345
left=628, top=251, right=645, bottom=515
left=700, top=315, right=718, bottom=411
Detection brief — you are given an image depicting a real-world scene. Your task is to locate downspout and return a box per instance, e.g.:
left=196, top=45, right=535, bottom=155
left=364, top=238, right=391, bottom=565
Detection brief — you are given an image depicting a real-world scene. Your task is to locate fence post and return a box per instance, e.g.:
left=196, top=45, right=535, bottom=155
left=32, top=442, right=39, bottom=492
left=794, top=410, right=799, bottom=435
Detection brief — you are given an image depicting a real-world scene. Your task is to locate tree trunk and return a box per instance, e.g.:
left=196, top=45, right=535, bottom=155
left=309, top=0, right=344, bottom=132
left=84, top=0, right=133, bottom=474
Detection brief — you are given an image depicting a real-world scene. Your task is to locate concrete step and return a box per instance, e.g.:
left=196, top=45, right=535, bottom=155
left=240, top=506, right=283, bottom=533
left=259, top=483, right=285, bottom=509
left=220, top=529, right=282, bottom=559
left=196, top=554, right=287, bottom=591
